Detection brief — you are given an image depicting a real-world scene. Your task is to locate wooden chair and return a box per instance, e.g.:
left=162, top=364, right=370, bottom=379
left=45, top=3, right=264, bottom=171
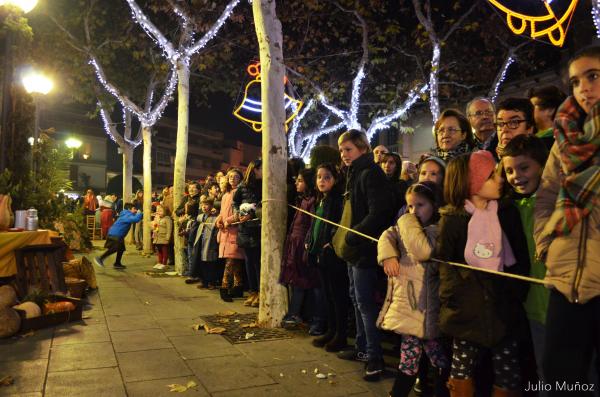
left=86, top=215, right=99, bottom=240
left=14, top=244, right=67, bottom=298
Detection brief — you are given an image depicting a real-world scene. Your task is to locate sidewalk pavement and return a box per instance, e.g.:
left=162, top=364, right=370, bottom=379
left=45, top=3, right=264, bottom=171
left=0, top=244, right=396, bottom=397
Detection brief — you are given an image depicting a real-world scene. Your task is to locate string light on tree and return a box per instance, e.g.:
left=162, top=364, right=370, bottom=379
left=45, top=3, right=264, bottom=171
left=487, top=0, right=578, bottom=47
left=490, top=55, right=515, bottom=103
left=592, top=0, right=600, bottom=38
left=428, top=44, right=441, bottom=121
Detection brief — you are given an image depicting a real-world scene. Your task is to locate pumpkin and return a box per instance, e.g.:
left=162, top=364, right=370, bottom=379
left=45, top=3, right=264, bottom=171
left=0, top=285, right=17, bottom=308
left=12, top=301, right=42, bottom=318
left=0, top=307, right=21, bottom=338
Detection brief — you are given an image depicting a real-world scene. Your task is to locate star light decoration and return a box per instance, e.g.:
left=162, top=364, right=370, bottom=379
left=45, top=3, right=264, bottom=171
left=487, top=0, right=579, bottom=47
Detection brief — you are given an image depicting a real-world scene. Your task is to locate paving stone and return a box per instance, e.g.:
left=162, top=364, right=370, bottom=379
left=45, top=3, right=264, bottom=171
left=342, top=368, right=395, bottom=396
left=48, top=342, right=116, bottom=372
left=211, top=384, right=288, bottom=397
left=106, top=313, right=158, bottom=332
left=117, top=348, right=191, bottom=382
left=102, top=301, right=151, bottom=316
left=125, top=376, right=209, bottom=397
left=187, top=355, right=276, bottom=393
left=52, top=323, right=110, bottom=346
left=147, top=302, right=202, bottom=319
left=44, top=367, right=126, bottom=397
left=235, top=339, right=316, bottom=367
left=261, top=361, right=369, bottom=396
left=155, top=317, right=204, bottom=337
left=170, top=334, right=239, bottom=359
left=111, top=329, right=172, bottom=353
left=0, top=328, right=53, bottom=362
left=0, top=359, right=47, bottom=396
left=0, top=392, right=42, bottom=397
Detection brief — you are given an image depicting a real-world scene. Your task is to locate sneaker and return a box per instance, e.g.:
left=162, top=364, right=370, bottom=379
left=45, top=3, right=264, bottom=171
left=363, top=358, right=384, bottom=382
left=281, top=315, right=302, bottom=329
left=154, top=264, right=166, bottom=270
left=308, top=323, right=326, bottom=336
left=113, top=264, right=127, bottom=270
left=413, top=377, right=422, bottom=395
left=93, top=257, right=105, bottom=268
left=185, top=278, right=201, bottom=284
left=337, top=348, right=368, bottom=362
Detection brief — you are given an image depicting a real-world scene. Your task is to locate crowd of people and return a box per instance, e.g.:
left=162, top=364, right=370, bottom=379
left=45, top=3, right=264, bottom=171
left=89, top=46, right=599, bottom=396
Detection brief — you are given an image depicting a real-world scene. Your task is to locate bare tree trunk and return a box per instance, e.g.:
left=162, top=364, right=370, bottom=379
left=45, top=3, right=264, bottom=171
left=173, top=61, right=190, bottom=275
left=253, top=0, right=288, bottom=327
left=142, top=125, right=153, bottom=254
left=122, top=144, right=133, bottom=203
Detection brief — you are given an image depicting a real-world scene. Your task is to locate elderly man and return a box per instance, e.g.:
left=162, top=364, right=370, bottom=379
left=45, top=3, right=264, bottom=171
left=466, top=97, right=498, bottom=157
left=372, top=145, right=389, bottom=164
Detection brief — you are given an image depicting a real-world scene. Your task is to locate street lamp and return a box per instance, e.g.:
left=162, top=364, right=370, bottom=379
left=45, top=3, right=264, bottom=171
left=22, top=69, right=53, bottom=177
left=0, top=0, right=38, bottom=13
left=65, top=137, right=82, bottom=149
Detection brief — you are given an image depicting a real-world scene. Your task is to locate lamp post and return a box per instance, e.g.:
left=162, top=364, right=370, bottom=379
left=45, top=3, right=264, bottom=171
left=22, top=69, right=53, bottom=178
left=0, top=0, right=38, bottom=171
left=65, top=137, right=82, bottom=158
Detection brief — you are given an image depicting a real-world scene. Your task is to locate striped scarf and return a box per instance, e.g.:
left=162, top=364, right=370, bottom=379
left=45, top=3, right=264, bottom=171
left=552, top=97, right=600, bottom=237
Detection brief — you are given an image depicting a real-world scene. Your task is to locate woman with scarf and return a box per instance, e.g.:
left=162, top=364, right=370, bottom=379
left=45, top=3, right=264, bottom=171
left=431, top=109, right=476, bottom=163
left=534, top=46, right=600, bottom=395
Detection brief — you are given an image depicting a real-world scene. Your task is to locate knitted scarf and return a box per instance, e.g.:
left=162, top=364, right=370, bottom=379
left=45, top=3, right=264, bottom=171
left=432, top=140, right=472, bottom=162
left=552, top=97, right=600, bottom=237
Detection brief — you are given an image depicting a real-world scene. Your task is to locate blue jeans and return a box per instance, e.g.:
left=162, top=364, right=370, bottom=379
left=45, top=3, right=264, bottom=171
left=348, top=265, right=382, bottom=360
left=244, top=246, right=261, bottom=292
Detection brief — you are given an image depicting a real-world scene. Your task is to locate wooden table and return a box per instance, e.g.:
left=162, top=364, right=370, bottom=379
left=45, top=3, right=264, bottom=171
left=0, top=230, right=57, bottom=277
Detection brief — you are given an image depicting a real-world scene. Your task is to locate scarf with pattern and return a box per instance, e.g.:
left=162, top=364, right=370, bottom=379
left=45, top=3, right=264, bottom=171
left=552, top=97, right=600, bottom=236
left=432, top=140, right=472, bottom=163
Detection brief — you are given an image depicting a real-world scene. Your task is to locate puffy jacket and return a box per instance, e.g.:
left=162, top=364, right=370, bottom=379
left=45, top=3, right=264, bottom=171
left=534, top=143, right=600, bottom=304
left=152, top=215, right=172, bottom=245
left=107, top=210, right=143, bottom=238
left=344, top=152, right=396, bottom=267
left=376, top=214, right=440, bottom=339
left=216, top=189, right=244, bottom=260
left=435, top=202, right=530, bottom=348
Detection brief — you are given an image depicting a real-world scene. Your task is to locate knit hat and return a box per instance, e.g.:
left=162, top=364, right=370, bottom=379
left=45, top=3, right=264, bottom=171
left=469, top=150, right=497, bottom=196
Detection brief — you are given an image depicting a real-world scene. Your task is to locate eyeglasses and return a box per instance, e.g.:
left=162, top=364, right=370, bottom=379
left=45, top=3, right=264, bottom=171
left=436, top=127, right=462, bottom=135
left=468, top=110, right=494, bottom=118
left=495, top=119, right=526, bottom=130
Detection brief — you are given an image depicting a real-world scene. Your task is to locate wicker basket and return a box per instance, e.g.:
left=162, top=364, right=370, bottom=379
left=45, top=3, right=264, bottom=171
left=65, top=277, right=87, bottom=298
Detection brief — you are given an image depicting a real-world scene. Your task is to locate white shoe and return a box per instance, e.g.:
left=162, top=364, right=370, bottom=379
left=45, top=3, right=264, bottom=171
left=154, top=264, right=166, bottom=270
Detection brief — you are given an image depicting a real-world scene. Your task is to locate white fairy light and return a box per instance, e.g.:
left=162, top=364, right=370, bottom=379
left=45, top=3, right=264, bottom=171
left=490, top=56, right=514, bottom=104
left=289, top=98, right=314, bottom=156
left=592, top=0, right=600, bottom=38
left=318, top=93, right=348, bottom=122
left=98, top=102, right=142, bottom=149
left=348, top=65, right=365, bottom=129
left=366, top=83, right=428, bottom=140
left=428, top=44, right=441, bottom=121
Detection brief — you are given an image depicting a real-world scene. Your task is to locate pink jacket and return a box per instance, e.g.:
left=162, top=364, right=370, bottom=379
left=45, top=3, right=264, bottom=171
left=216, top=189, right=245, bottom=260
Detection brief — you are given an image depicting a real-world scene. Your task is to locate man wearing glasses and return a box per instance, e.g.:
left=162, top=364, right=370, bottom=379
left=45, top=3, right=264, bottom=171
left=466, top=97, right=499, bottom=157
left=495, top=97, right=536, bottom=158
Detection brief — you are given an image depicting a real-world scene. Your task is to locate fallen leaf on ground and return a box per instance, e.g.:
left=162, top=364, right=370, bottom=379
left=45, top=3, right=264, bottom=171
left=167, top=383, right=188, bottom=392
left=144, top=301, right=150, bottom=305
left=279, top=373, right=284, bottom=377
left=313, top=368, right=319, bottom=374
left=233, top=319, right=240, bottom=323
left=301, top=369, right=307, bottom=374
left=204, top=325, right=226, bottom=334
left=191, top=324, right=204, bottom=331
left=216, top=318, right=230, bottom=324
left=240, top=322, right=257, bottom=328
left=316, top=373, right=327, bottom=379
left=0, top=376, right=14, bottom=386
left=244, top=332, right=255, bottom=340
left=186, top=380, right=197, bottom=388
left=216, top=310, right=236, bottom=316
left=327, top=372, right=336, bottom=378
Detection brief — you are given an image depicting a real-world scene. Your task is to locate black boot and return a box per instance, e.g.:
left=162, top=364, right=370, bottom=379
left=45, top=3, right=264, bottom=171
left=325, top=333, right=348, bottom=352
left=432, top=367, right=450, bottom=397
left=312, top=331, right=335, bottom=348
left=390, top=372, right=417, bottom=397
left=228, top=286, right=243, bottom=298
left=220, top=288, right=233, bottom=302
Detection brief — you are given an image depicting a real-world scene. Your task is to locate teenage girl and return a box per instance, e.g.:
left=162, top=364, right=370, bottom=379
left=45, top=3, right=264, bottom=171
left=306, top=163, right=350, bottom=352
left=377, top=181, right=449, bottom=397
left=436, top=151, right=530, bottom=396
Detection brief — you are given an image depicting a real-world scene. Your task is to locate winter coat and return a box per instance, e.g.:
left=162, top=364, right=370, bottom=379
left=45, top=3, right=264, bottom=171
left=216, top=189, right=244, bottom=260
left=107, top=210, right=143, bottom=238
left=152, top=215, right=173, bottom=245
left=233, top=182, right=262, bottom=249
left=280, top=196, right=320, bottom=289
left=434, top=201, right=530, bottom=348
left=193, top=213, right=218, bottom=262
left=376, top=214, right=440, bottom=339
left=344, top=152, right=396, bottom=267
left=175, top=193, right=200, bottom=219
left=534, top=143, right=600, bottom=304
left=306, top=192, right=344, bottom=267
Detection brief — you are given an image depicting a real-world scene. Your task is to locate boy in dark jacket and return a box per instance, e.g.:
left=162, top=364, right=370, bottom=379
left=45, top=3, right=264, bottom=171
left=333, top=129, right=396, bottom=382
left=94, top=203, right=143, bottom=269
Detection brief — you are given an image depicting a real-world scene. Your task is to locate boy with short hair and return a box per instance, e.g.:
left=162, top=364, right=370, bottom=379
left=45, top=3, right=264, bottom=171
left=94, top=203, right=143, bottom=269
left=501, top=134, right=549, bottom=390
left=526, top=85, right=566, bottom=150
left=495, top=97, right=535, bottom=158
